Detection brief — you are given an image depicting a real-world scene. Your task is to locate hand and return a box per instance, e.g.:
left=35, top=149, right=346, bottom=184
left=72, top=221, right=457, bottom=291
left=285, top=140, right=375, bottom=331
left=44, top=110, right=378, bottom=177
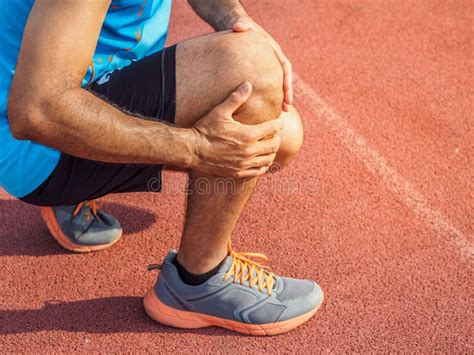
left=190, top=82, right=284, bottom=179
left=232, top=17, right=293, bottom=112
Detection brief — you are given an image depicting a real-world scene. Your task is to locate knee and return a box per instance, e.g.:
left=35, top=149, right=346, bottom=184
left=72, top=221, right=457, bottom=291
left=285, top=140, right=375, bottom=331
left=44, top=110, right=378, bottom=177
left=274, top=107, right=304, bottom=169
left=218, top=31, right=284, bottom=122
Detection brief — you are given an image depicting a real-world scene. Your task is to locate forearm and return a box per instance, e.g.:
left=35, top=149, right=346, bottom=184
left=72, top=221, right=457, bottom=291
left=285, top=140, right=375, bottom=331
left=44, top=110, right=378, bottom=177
left=11, top=87, right=195, bottom=167
left=188, top=0, right=249, bottom=31
left=7, top=0, right=196, bottom=168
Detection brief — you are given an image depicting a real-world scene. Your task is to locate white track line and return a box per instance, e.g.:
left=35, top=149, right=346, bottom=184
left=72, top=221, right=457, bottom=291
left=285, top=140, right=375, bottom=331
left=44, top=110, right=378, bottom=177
left=294, top=73, right=473, bottom=261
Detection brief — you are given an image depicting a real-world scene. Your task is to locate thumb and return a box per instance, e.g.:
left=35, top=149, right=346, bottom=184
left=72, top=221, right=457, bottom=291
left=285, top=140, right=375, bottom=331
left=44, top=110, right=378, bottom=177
left=218, top=82, right=253, bottom=115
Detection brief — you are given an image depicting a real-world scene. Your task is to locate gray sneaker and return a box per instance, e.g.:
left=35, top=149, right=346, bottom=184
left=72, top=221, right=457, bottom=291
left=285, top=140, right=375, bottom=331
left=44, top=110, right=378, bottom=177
left=40, top=200, right=122, bottom=253
left=144, top=243, right=324, bottom=335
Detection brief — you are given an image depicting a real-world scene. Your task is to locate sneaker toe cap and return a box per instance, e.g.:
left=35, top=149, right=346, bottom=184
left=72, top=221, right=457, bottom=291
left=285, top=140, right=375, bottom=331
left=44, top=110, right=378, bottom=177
left=72, top=215, right=122, bottom=246
left=77, top=225, right=123, bottom=245
left=277, top=281, right=324, bottom=322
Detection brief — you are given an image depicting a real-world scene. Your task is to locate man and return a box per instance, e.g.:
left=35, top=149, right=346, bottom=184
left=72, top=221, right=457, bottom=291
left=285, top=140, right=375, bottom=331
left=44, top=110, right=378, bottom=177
left=1, top=0, right=323, bottom=335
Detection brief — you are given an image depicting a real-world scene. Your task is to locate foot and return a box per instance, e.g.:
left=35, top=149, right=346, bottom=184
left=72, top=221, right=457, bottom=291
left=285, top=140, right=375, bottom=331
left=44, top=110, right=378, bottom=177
left=144, top=242, right=324, bottom=336
left=40, top=200, right=122, bottom=253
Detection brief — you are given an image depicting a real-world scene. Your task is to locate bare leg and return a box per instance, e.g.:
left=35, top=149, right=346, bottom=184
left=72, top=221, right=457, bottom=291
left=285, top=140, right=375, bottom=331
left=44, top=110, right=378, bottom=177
left=172, top=31, right=303, bottom=273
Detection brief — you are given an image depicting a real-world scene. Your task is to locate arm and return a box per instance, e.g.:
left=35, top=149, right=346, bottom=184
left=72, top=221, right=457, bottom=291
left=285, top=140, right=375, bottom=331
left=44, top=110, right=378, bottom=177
left=187, top=0, right=248, bottom=32
left=9, top=0, right=193, bottom=167
left=8, top=0, right=282, bottom=178
left=188, top=0, right=293, bottom=111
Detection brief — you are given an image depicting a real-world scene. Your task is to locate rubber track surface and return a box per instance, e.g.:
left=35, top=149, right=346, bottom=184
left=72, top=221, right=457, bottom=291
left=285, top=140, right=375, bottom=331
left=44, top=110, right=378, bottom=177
left=1, top=0, right=472, bottom=352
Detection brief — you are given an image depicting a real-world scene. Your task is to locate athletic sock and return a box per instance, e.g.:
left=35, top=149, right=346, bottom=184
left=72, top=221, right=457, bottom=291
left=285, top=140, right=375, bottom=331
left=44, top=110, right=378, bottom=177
left=173, top=256, right=227, bottom=286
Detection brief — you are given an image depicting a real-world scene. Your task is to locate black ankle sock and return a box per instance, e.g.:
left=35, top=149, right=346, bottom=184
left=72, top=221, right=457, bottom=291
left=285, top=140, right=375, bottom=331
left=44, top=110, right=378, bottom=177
left=173, top=256, right=226, bottom=286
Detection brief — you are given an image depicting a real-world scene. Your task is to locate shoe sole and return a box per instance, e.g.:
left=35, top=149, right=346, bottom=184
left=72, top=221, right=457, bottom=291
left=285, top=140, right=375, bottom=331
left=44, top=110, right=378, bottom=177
left=143, top=287, right=323, bottom=336
left=40, top=207, right=122, bottom=253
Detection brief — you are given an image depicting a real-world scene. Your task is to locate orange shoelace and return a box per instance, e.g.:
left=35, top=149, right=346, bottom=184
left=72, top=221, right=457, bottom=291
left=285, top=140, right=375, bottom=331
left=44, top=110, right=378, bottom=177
left=224, top=240, right=275, bottom=295
left=72, top=200, right=102, bottom=221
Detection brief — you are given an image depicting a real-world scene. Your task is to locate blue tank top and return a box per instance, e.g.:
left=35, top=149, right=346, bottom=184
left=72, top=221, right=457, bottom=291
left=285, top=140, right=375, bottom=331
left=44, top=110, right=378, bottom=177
left=0, top=0, right=171, bottom=197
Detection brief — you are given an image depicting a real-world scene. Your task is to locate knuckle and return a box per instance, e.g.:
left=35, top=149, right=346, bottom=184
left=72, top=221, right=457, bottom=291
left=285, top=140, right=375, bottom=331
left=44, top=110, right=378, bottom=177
left=239, top=136, right=251, bottom=145
left=254, top=158, right=264, bottom=167
left=244, top=131, right=257, bottom=142
left=229, top=167, right=240, bottom=177
left=243, top=147, right=254, bottom=157
left=240, top=131, right=255, bottom=142
left=237, top=159, right=246, bottom=169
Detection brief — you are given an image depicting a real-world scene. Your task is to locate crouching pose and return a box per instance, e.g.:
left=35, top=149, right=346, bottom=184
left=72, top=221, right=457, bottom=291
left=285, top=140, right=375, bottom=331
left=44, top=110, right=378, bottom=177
left=1, top=0, right=323, bottom=335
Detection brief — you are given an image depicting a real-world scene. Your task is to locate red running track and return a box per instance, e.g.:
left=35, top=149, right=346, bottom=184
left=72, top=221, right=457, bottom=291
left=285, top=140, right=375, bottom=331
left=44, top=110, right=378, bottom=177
left=1, top=0, right=472, bottom=352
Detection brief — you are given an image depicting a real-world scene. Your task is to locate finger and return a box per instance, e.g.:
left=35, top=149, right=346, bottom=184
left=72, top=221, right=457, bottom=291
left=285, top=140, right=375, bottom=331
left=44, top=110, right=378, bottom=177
left=280, top=57, right=293, bottom=106
left=232, top=21, right=252, bottom=32
left=232, top=166, right=268, bottom=179
left=242, top=117, right=285, bottom=141
left=242, top=154, right=277, bottom=169
left=282, top=61, right=293, bottom=105
left=279, top=55, right=292, bottom=85
left=217, top=82, right=253, bottom=114
left=282, top=102, right=290, bottom=112
left=269, top=41, right=293, bottom=106
left=247, top=134, right=281, bottom=157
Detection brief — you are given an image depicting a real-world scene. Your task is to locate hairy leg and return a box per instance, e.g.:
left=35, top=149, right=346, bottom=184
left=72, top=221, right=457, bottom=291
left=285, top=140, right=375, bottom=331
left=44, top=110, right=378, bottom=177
left=173, top=31, right=302, bottom=273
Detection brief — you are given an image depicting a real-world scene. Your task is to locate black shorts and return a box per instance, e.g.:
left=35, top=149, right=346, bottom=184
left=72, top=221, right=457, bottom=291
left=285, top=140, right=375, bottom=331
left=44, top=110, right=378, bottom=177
left=20, top=45, right=177, bottom=207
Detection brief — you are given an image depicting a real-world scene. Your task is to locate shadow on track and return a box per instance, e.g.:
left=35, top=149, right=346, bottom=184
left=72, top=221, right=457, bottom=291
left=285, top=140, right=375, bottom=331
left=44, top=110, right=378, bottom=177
left=0, top=296, right=237, bottom=336
left=0, top=199, right=156, bottom=257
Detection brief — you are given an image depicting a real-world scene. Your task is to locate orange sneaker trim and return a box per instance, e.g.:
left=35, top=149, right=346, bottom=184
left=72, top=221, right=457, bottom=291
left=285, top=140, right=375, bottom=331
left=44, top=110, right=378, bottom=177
left=40, top=207, right=121, bottom=253
left=143, top=287, right=323, bottom=336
